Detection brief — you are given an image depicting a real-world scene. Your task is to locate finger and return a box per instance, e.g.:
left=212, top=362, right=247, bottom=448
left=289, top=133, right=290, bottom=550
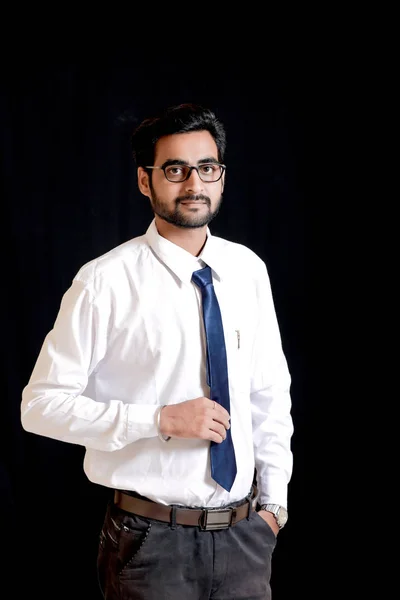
left=206, top=425, right=226, bottom=444
left=213, top=416, right=230, bottom=430
left=208, top=410, right=230, bottom=429
left=209, top=408, right=230, bottom=429
left=209, top=431, right=225, bottom=444
left=209, top=400, right=230, bottom=421
left=210, top=421, right=227, bottom=441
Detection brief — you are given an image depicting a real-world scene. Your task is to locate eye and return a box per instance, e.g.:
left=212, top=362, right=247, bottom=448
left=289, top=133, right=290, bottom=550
left=199, top=164, right=217, bottom=174
left=166, top=165, right=184, bottom=176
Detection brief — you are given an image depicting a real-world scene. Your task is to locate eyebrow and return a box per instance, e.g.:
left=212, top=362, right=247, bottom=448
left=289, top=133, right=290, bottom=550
left=160, top=157, right=219, bottom=168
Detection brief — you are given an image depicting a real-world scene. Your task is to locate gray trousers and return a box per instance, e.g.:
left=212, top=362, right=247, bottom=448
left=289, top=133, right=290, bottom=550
left=97, top=501, right=277, bottom=600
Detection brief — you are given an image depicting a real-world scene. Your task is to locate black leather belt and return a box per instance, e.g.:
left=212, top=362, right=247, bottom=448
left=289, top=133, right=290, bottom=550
left=114, top=486, right=257, bottom=531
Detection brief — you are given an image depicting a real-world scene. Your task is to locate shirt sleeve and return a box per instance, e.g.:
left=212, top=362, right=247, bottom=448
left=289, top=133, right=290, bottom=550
left=21, top=274, right=159, bottom=452
left=250, top=261, right=294, bottom=508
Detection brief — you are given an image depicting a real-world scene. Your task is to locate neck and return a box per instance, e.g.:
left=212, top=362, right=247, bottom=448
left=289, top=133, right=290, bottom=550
left=154, top=216, right=208, bottom=256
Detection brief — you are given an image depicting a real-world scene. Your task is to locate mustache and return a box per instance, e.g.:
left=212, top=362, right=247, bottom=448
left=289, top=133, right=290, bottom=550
left=176, top=194, right=211, bottom=206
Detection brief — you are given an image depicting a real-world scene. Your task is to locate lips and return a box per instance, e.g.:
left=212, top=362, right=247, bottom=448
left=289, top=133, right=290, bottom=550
left=180, top=201, right=207, bottom=205
left=177, top=194, right=210, bottom=206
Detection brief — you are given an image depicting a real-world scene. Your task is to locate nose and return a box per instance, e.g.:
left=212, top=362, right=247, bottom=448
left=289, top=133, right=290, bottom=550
left=184, top=167, right=204, bottom=193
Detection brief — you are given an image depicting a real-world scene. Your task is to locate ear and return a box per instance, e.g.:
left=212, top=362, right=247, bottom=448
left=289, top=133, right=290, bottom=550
left=137, top=167, right=151, bottom=198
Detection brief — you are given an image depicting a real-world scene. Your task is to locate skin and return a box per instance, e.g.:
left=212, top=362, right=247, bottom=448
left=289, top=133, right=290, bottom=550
left=137, top=130, right=279, bottom=535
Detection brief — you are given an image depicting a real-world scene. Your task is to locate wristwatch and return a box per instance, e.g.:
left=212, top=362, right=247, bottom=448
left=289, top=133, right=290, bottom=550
left=260, top=504, right=288, bottom=529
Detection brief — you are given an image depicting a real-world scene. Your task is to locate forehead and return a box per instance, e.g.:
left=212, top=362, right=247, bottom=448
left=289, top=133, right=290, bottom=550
left=154, top=130, right=218, bottom=164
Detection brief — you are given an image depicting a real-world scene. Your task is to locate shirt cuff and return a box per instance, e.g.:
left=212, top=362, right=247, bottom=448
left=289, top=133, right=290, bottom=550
left=126, top=404, right=160, bottom=442
left=257, top=476, right=289, bottom=508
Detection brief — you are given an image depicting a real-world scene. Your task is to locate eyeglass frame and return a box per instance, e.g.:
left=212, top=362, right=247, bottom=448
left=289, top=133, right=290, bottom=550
left=144, top=161, right=226, bottom=183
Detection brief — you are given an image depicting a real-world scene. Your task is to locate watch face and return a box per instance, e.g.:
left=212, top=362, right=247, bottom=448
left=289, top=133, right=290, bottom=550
left=277, top=507, right=288, bottom=527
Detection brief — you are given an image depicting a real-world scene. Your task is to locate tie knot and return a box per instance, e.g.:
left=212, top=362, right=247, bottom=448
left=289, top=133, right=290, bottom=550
left=192, top=265, right=213, bottom=288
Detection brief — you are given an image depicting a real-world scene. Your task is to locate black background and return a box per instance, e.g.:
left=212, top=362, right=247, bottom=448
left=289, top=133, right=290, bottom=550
left=2, top=65, right=308, bottom=599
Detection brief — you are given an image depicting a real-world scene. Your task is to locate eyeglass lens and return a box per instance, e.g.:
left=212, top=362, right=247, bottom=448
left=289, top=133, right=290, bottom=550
left=165, top=164, right=223, bottom=182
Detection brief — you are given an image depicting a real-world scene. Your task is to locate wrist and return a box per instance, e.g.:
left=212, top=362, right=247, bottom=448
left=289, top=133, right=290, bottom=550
left=259, top=504, right=288, bottom=529
left=156, top=405, right=171, bottom=442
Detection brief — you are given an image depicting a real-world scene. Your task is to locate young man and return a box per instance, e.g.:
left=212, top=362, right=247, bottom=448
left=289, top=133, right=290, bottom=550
left=21, top=103, right=294, bottom=599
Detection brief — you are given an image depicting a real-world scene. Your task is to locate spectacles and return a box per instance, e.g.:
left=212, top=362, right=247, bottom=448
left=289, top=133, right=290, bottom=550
left=145, top=163, right=226, bottom=183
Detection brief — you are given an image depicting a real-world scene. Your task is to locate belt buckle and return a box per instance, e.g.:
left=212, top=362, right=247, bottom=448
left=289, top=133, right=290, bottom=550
left=199, top=507, right=236, bottom=531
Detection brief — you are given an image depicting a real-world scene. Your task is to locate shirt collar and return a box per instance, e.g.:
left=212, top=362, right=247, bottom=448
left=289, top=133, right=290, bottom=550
left=145, top=219, right=224, bottom=285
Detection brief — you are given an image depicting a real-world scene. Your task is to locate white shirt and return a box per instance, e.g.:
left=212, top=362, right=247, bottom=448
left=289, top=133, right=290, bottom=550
left=21, top=219, right=293, bottom=508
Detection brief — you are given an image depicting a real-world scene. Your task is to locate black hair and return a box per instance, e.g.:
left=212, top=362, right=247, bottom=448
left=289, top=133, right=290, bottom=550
left=131, top=103, right=226, bottom=168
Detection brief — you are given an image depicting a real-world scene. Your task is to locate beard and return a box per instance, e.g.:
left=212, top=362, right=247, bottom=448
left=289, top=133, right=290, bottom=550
left=149, top=186, right=223, bottom=229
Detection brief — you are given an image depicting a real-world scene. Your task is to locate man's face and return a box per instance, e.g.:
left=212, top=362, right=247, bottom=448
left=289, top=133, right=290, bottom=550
left=138, top=131, right=225, bottom=229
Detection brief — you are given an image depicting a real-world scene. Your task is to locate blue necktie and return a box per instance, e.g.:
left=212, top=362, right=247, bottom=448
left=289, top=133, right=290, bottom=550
left=192, top=265, right=237, bottom=492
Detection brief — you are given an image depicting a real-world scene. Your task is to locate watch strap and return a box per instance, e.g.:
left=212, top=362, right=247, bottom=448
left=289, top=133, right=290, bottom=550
left=260, top=503, right=288, bottom=529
